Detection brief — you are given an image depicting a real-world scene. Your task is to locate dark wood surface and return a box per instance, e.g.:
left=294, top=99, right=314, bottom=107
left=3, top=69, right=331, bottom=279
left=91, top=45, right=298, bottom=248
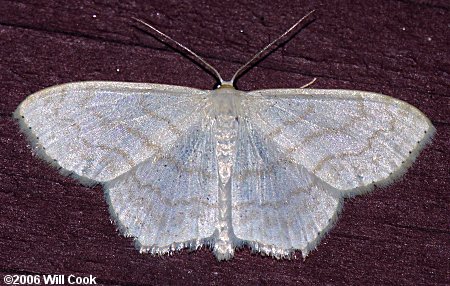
left=1, top=1, right=449, bottom=285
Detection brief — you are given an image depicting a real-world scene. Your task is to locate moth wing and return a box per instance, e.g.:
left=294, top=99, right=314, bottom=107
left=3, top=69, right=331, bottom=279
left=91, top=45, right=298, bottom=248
left=104, top=117, right=219, bottom=252
left=232, top=118, right=340, bottom=257
left=230, top=88, right=434, bottom=257
left=15, top=81, right=211, bottom=184
left=16, top=81, right=220, bottom=251
left=242, top=88, right=434, bottom=193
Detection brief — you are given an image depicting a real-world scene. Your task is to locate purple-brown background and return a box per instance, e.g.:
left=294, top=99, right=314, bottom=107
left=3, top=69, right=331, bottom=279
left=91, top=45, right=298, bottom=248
left=0, top=1, right=449, bottom=285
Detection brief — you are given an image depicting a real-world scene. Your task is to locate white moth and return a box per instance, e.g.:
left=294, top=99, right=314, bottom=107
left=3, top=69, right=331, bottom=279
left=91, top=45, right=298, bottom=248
left=14, top=11, right=434, bottom=260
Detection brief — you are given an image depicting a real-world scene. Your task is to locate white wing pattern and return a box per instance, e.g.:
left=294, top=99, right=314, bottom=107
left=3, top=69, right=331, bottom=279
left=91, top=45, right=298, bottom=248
left=15, top=81, right=219, bottom=253
left=243, top=89, right=434, bottom=192
left=230, top=88, right=434, bottom=257
left=15, top=82, right=434, bottom=260
left=232, top=118, right=340, bottom=257
left=105, top=121, right=218, bottom=253
left=15, top=82, right=210, bottom=183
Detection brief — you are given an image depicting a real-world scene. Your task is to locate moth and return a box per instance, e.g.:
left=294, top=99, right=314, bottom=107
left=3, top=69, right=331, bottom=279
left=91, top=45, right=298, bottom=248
left=14, top=11, right=434, bottom=260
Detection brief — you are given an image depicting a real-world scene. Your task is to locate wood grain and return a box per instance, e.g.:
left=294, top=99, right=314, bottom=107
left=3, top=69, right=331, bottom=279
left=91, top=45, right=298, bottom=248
left=1, top=1, right=448, bottom=285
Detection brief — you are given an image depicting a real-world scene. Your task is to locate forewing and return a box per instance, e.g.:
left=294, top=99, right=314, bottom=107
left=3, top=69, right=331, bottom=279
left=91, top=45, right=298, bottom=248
left=232, top=119, right=340, bottom=257
left=104, top=119, right=219, bottom=253
left=243, top=88, right=434, bottom=192
left=14, top=81, right=210, bottom=183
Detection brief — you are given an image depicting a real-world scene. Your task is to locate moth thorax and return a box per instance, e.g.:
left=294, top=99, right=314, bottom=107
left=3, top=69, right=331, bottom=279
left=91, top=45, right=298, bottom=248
left=212, top=87, right=243, bottom=117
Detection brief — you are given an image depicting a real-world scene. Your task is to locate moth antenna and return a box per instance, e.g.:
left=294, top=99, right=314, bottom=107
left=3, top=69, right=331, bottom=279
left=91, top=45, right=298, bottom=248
left=132, top=17, right=225, bottom=84
left=230, top=10, right=316, bottom=85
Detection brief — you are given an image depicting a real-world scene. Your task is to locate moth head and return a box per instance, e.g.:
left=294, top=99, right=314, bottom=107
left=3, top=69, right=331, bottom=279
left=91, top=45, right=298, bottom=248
left=216, top=81, right=235, bottom=90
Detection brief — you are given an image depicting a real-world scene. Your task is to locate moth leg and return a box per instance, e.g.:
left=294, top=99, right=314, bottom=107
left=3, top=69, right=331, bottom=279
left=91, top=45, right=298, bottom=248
left=300, top=77, right=317, bottom=88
